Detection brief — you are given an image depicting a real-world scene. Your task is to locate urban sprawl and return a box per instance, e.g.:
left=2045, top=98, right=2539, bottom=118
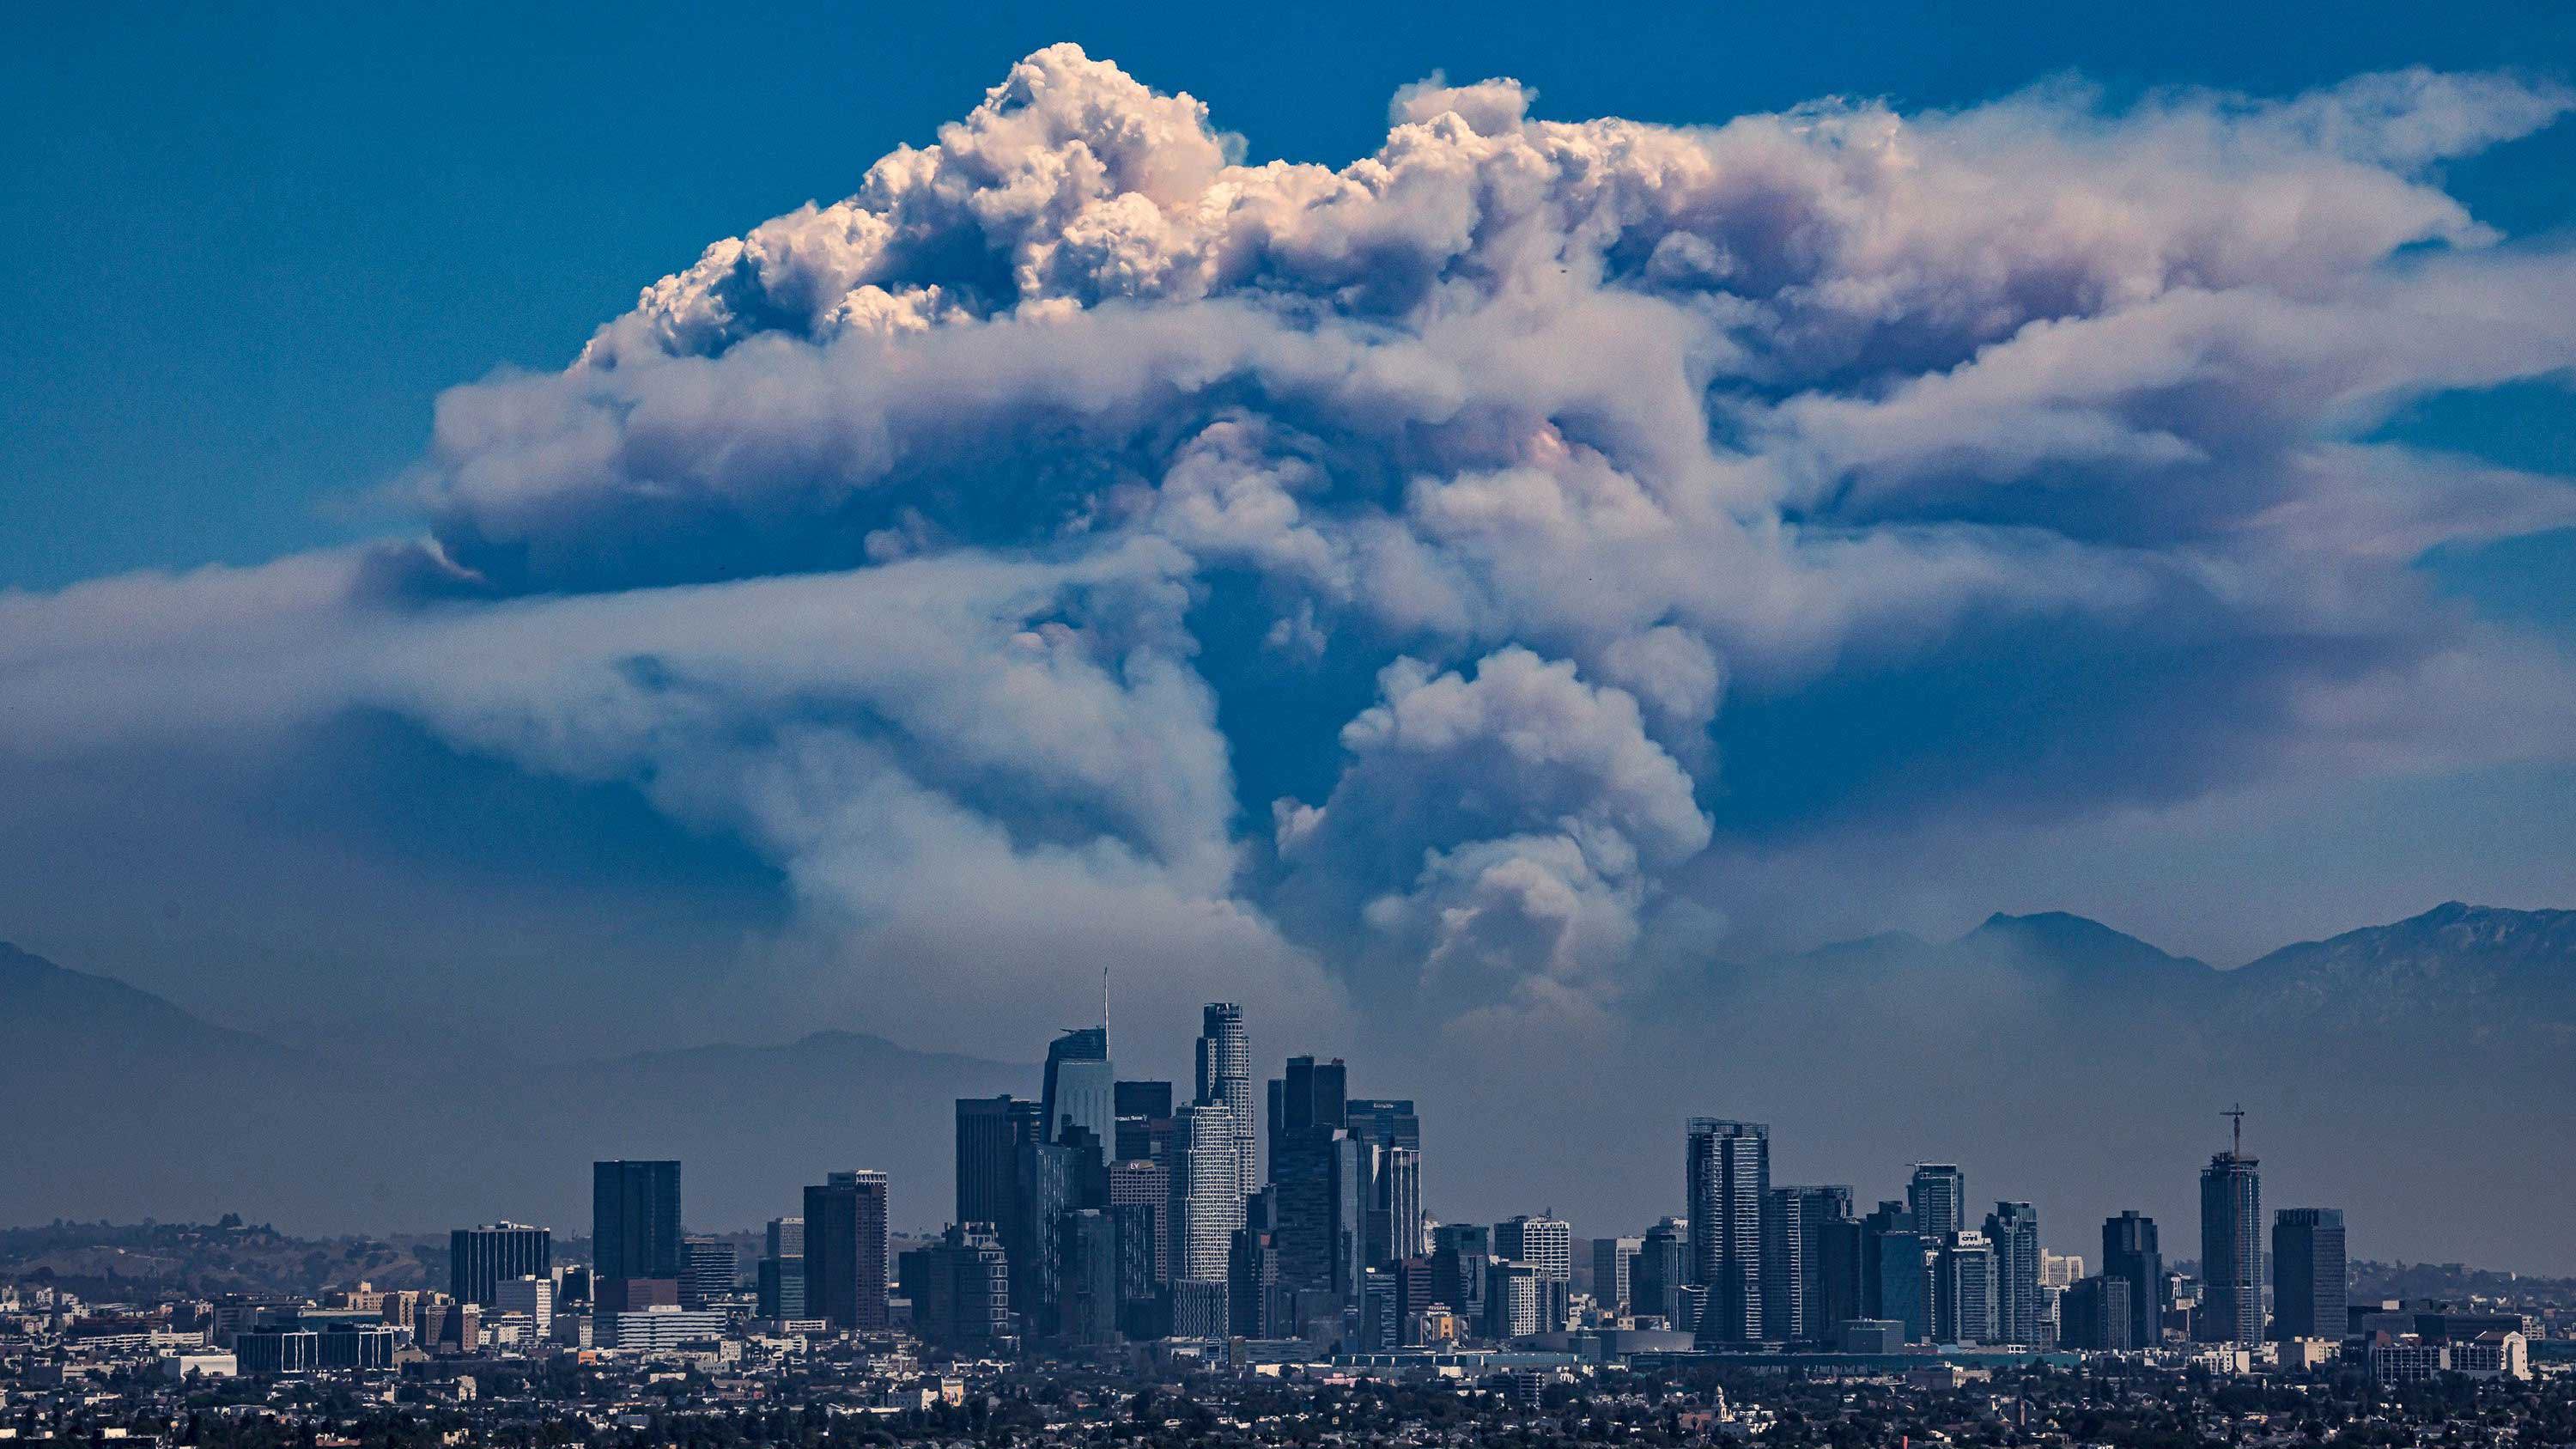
left=8, top=1002, right=2573, bottom=1448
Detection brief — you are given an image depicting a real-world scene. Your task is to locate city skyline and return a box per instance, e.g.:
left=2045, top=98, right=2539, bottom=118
left=4, top=4, right=2576, bottom=1299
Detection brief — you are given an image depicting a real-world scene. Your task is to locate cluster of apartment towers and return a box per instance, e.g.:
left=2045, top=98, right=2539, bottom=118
left=558, top=1006, right=2342, bottom=1357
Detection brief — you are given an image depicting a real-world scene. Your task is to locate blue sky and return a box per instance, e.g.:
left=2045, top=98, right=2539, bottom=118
left=6, top=0, right=2572, bottom=588
left=3, top=0, right=2574, bottom=1059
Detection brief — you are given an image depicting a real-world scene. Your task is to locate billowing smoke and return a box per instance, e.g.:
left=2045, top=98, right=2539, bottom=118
left=4, top=46, right=2574, bottom=1049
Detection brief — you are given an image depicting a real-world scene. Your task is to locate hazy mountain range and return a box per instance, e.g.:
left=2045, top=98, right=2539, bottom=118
left=5, top=901, right=2572, bottom=1269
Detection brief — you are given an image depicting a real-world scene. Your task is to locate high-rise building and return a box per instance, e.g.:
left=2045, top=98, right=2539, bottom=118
left=804, top=1170, right=890, bottom=1331
left=1114, top=1080, right=1175, bottom=1165
left=757, top=1257, right=806, bottom=1320
left=1814, top=1213, right=1865, bottom=1331
left=1195, top=1003, right=1255, bottom=1196
left=1268, top=1056, right=1347, bottom=1294
left=1345, top=1099, right=1422, bottom=1152
left=1170, top=1101, right=1245, bottom=1285
left=1010, top=1139, right=1079, bottom=1336
left=1229, top=1225, right=1285, bottom=1338
left=1044, top=1028, right=1117, bottom=1167
left=1907, top=1164, right=1965, bottom=1238
left=679, top=1236, right=736, bottom=1309
left=1873, top=1221, right=1932, bottom=1343
left=1594, top=1236, right=1642, bottom=1316
left=1984, top=1202, right=2043, bottom=1346
left=2101, top=1211, right=2165, bottom=1350
left=1042, top=1026, right=1109, bottom=1144
left=1373, top=1145, right=1424, bottom=1264
left=902, top=1223, right=1012, bottom=1350
left=2061, top=1274, right=2132, bottom=1351
left=2039, top=1251, right=2086, bottom=1288
left=765, top=1216, right=804, bottom=1261
left=592, top=1160, right=683, bottom=1283
left=1496, top=1215, right=1571, bottom=1329
left=1635, top=1216, right=1686, bottom=1327
left=1431, top=1223, right=1491, bottom=1326
left=956, top=1096, right=1043, bottom=1231
left=1686, top=1118, right=1767, bottom=1343
left=2271, top=1208, right=2347, bottom=1343
left=1934, top=1231, right=1997, bottom=1345
left=493, top=1275, right=553, bottom=1333
left=1106, top=1159, right=1170, bottom=1289
left=1759, top=1189, right=1806, bottom=1342
left=1485, top=1259, right=1545, bottom=1340
left=2198, top=1131, right=2263, bottom=1346
left=449, top=1223, right=550, bottom=1307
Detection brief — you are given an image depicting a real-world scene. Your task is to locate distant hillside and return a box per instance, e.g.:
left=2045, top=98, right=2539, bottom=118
left=2224, top=902, right=2576, bottom=1037
left=0, top=942, right=1030, bottom=1235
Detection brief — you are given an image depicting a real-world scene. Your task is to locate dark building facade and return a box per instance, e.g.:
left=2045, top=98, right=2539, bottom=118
left=1984, top=1202, right=2042, bottom=1346
left=2198, top=1150, right=2263, bottom=1345
left=804, top=1169, right=890, bottom=1330
left=2101, top=1210, right=2165, bottom=1350
left=956, top=1095, right=1043, bottom=1230
left=1687, top=1118, right=1768, bottom=1343
left=449, top=1223, right=550, bottom=1307
left=2272, top=1207, right=2348, bottom=1342
left=679, top=1235, right=736, bottom=1309
left=2061, top=1274, right=2132, bottom=1351
left=592, top=1160, right=683, bottom=1283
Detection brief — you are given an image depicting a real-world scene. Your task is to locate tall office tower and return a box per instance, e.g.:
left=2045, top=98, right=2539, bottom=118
left=2101, top=1211, right=2165, bottom=1349
left=1370, top=1145, right=1424, bottom=1265
left=1874, top=1225, right=1933, bottom=1342
left=2039, top=1251, right=2086, bottom=1288
left=1041, top=1026, right=1109, bottom=1142
left=1268, top=1056, right=1348, bottom=1293
left=1170, top=1101, right=1247, bottom=1285
left=1329, top=1134, right=1371, bottom=1302
left=1431, top=1223, right=1492, bottom=1325
left=1635, top=1217, right=1688, bottom=1327
left=1114, top=1080, right=1175, bottom=1164
left=1010, top=1138, right=1078, bottom=1336
left=679, top=1236, right=737, bottom=1309
left=1759, top=1189, right=1806, bottom=1342
left=1060, top=1209, right=1121, bottom=1345
left=1814, top=1215, right=1865, bottom=1330
left=955, top=1096, right=1042, bottom=1229
left=757, top=1255, right=806, bottom=1319
left=759, top=1215, right=806, bottom=1319
left=449, top=1223, right=551, bottom=1307
left=1344, top=1099, right=1423, bottom=1151
left=1195, top=1003, right=1255, bottom=1196
left=1496, top=1215, right=1572, bottom=1329
left=1984, top=1202, right=2043, bottom=1345
left=2199, top=1133, right=2263, bottom=1346
left=2060, top=1274, right=2132, bottom=1351
left=2271, top=1208, right=2348, bottom=1342
left=1594, top=1236, right=1642, bottom=1316
left=1686, top=1118, right=1768, bottom=1342
left=765, top=1216, right=804, bottom=1262
left=1484, top=1260, right=1545, bottom=1341
left=1934, top=1231, right=1997, bottom=1345
left=903, top=1224, right=1012, bottom=1350
left=803, top=1170, right=890, bottom=1331
left=1229, top=1225, right=1284, bottom=1337
left=1907, top=1164, right=1965, bottom=1238
left=1391, top=1255, right=1437, bottom=1347
left=1779, top=1185, right=1856, bottom=1338
left=1115, top=1079, right=1174, bottom=1122
left=592, top=1160, right=683, bottom=1283
left=1110, top=1201, right=1165, bottom=1340
left=1106, top=1159, right=1170, bottom=1289
left=1859, top=1200, right=1908, bottom=1318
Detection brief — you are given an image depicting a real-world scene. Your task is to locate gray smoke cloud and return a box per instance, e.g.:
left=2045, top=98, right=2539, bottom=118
left=3, top=46, right=2573, bottom=1052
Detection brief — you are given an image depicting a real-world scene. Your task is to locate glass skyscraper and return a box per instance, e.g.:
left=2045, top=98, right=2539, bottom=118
left=1686, top=1117, right=1767, bottom=1343
left=2271, top=1208, right=2348, bottom=1342
left=592, top=1160, right=682, bottom=1283
left=2101, top=1210, right=2164, bottom=1349
left=2198, top=1149, right=2263, bottom=1345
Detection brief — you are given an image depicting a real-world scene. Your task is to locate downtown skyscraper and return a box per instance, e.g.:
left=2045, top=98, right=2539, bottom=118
left=1195, top=1003, right=1255, bottom=1198
left=592, top=1160, right=682, bottom=1286
left=1984, top=1202, right=2043, bottom=1346
left=805, top=1169, right=890, bottom=1331
left=2271, top=1207, right=2348, bottom=1342
left=2198, top=1116, right=2263, bottom=1347
left=1686, top=1118, right=1767, bottom=1342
